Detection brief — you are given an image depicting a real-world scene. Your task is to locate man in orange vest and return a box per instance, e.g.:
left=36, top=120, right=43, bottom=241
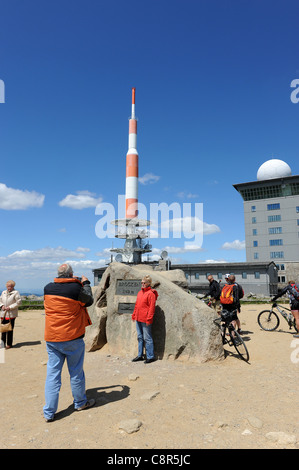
left=43, top=263, right=94, bottom=422
left=220, top=275, right=240, bottom=329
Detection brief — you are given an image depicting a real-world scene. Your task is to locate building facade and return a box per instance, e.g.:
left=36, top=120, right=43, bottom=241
left=171, top=262, right=278, bottom=296
left=234, top=174, right=299, bottom=263
left=93, top=261, right=278, bottom=296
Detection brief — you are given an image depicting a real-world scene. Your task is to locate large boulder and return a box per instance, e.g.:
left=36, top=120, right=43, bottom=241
left=85, top=262, right=224, bottom=363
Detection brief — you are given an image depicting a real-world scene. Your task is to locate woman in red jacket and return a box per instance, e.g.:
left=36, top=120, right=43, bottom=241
left=132, top=275, right=158, bottom=363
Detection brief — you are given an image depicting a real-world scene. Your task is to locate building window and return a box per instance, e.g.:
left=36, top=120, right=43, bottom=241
left=252, top=217, right=256, bottom=223
left=268, top=215, right=281, bottom=222
left=252, top=229, right=257, bottom=235
left=268, top=227, right=282, bottom=234
left=296, top=206, right=299, bottom=213
left=185, top=273, right=189, bottom=279
left=242, top=272, right=247, bottom=279
left=297, top=220, right=299, bottom=226
left=255, top=272, right=260, bottom=279
left=195, top=273, right=199, bottom=279
left=251, top=206, right=256, bottom=212
left=281, top=276, right=286, bottom=282
left=253, top=240, right=258, bottom=247
left=280, top=264, right=285, bottom=270
left=254, top=252, right=259, bottom=259
left=267, top=203, right=280, bottom=211
left=270, top=251, right=284, bottom=259
left=217, top=273, right=223, bottom=280
left=270, top=239, right=283, bottom=246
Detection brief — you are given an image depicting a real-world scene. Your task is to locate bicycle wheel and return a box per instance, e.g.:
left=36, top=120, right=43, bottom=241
left=229, top=329, right=249, bottom=362
left=258, top=310, right=280, bottom=331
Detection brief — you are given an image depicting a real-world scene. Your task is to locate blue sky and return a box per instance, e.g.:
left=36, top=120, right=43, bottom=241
left=0, top=0, right=298, bottom=293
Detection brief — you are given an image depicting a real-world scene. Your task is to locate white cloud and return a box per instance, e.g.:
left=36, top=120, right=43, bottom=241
left=0, top=246, right=105, bottom=292
left=76, top=247, right=90, bottom=253
left=221, top=239, right=246, bottom=250
left=177, top=191, right=199, bottom=199
left=161, top=244, right=204, bottom=254
left=59, top=190, right=103, bottom=209
left=0, top=183, right=45, bottom=210
left=200, top=259, right=228, bottom=263
left=139, top=173, right=160, bottom=185
left=161, top=217, right=220, bottom=236
left=7, top=246, right=86, bottom=260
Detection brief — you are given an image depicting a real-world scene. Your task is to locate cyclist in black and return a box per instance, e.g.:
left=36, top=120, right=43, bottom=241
left=203, top=275, right=221, bottom=313
left=272, top=280, right=299, bottom=337
left=229, top=275, right=244, bottom=334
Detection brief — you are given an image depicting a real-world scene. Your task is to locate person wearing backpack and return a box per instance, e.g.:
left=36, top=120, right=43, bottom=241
left=272, top=280, right=299, bottom=337
left=202, top=275, right=221, bottom=313
left=220, top=276, right=240, bottom=329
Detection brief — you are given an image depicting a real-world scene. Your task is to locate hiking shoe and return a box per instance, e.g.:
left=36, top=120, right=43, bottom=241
left=44, top=417, right=54, bottom=422
left=293, top=333, right=299, bottom=338
left=144, top=358, right=157, bottom=364
left=237, top=329, right=243, bottom=335
left=76, top=398, right=95, bottom=411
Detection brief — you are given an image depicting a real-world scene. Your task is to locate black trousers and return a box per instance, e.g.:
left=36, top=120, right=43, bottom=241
left=1, top=318, right=15, bottom=347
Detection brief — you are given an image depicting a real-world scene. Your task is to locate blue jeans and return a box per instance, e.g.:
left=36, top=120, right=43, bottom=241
left=135, top=321, right=154, bottom=359
left=43, top=338, right=87, bottom=420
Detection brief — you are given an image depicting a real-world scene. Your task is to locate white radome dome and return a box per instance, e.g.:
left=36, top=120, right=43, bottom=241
left=257, top=159, right=292, bottom=181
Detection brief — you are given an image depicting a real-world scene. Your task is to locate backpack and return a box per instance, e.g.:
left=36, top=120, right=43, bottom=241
left=220, top=284, right=234, bottom=305
left=290, top=283, right=299, bottom=300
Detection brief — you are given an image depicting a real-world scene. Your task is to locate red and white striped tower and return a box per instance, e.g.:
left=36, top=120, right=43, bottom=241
left=111, top=87, right=151, bottom=264
left=125, top=87, right=138, bottom=219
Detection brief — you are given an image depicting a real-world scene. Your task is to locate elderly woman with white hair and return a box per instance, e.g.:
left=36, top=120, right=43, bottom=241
left=0, top=280, right=22, bottom=349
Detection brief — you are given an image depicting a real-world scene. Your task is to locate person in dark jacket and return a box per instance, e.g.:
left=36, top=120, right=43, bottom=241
left=203, top=275, right=221, bottom=313
left=272, top=280, right=299, bottom=337
left=43, top=263, right=94, bottom=422
left=229, top=275, right=244, bottom=334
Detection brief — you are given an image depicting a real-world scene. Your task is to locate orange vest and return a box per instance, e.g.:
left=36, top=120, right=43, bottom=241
left=44, top=278, right=92, bottom=342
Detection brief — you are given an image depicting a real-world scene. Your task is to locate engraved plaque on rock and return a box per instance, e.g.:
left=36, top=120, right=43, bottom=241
left=118, top=302, right=135, bottom=314
left=116, top=279, right=141, bottom=296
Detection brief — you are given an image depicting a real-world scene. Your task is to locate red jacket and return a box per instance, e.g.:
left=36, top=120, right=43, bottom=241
left=132, top=286, right=158, bottom=325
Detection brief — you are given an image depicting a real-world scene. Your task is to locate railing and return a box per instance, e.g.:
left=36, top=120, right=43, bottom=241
left=20, top=299, right=44, bottom=310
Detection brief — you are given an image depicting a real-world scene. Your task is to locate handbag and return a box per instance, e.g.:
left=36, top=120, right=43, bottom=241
left=0, top=319, right=13, bottom=333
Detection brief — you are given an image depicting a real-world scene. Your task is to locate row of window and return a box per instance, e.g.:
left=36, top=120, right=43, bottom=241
left=185, top=272, right=261, bottom=280
left=240, top=183, right=299, bottom=201
left=253, top=227, right=282, bottom=235
left=253, top=252, right=285, bottom=259
left=252, top=215, right=282, bottom=223
left=252, top=216, right=299, bottom=225
left=276, top=264, right=285, bottom=271
left=251, top=204, right=299, bottom=212
left=253, top=239, right=283, bottom=246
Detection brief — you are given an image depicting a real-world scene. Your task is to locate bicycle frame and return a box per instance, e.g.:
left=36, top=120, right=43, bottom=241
left=274, top=304, right=294, bottom=326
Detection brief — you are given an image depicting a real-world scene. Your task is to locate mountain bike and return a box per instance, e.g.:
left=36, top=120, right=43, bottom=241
left=258, top=303, right=298, bottom=332
left=214, top=309, right=250, bottom=362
